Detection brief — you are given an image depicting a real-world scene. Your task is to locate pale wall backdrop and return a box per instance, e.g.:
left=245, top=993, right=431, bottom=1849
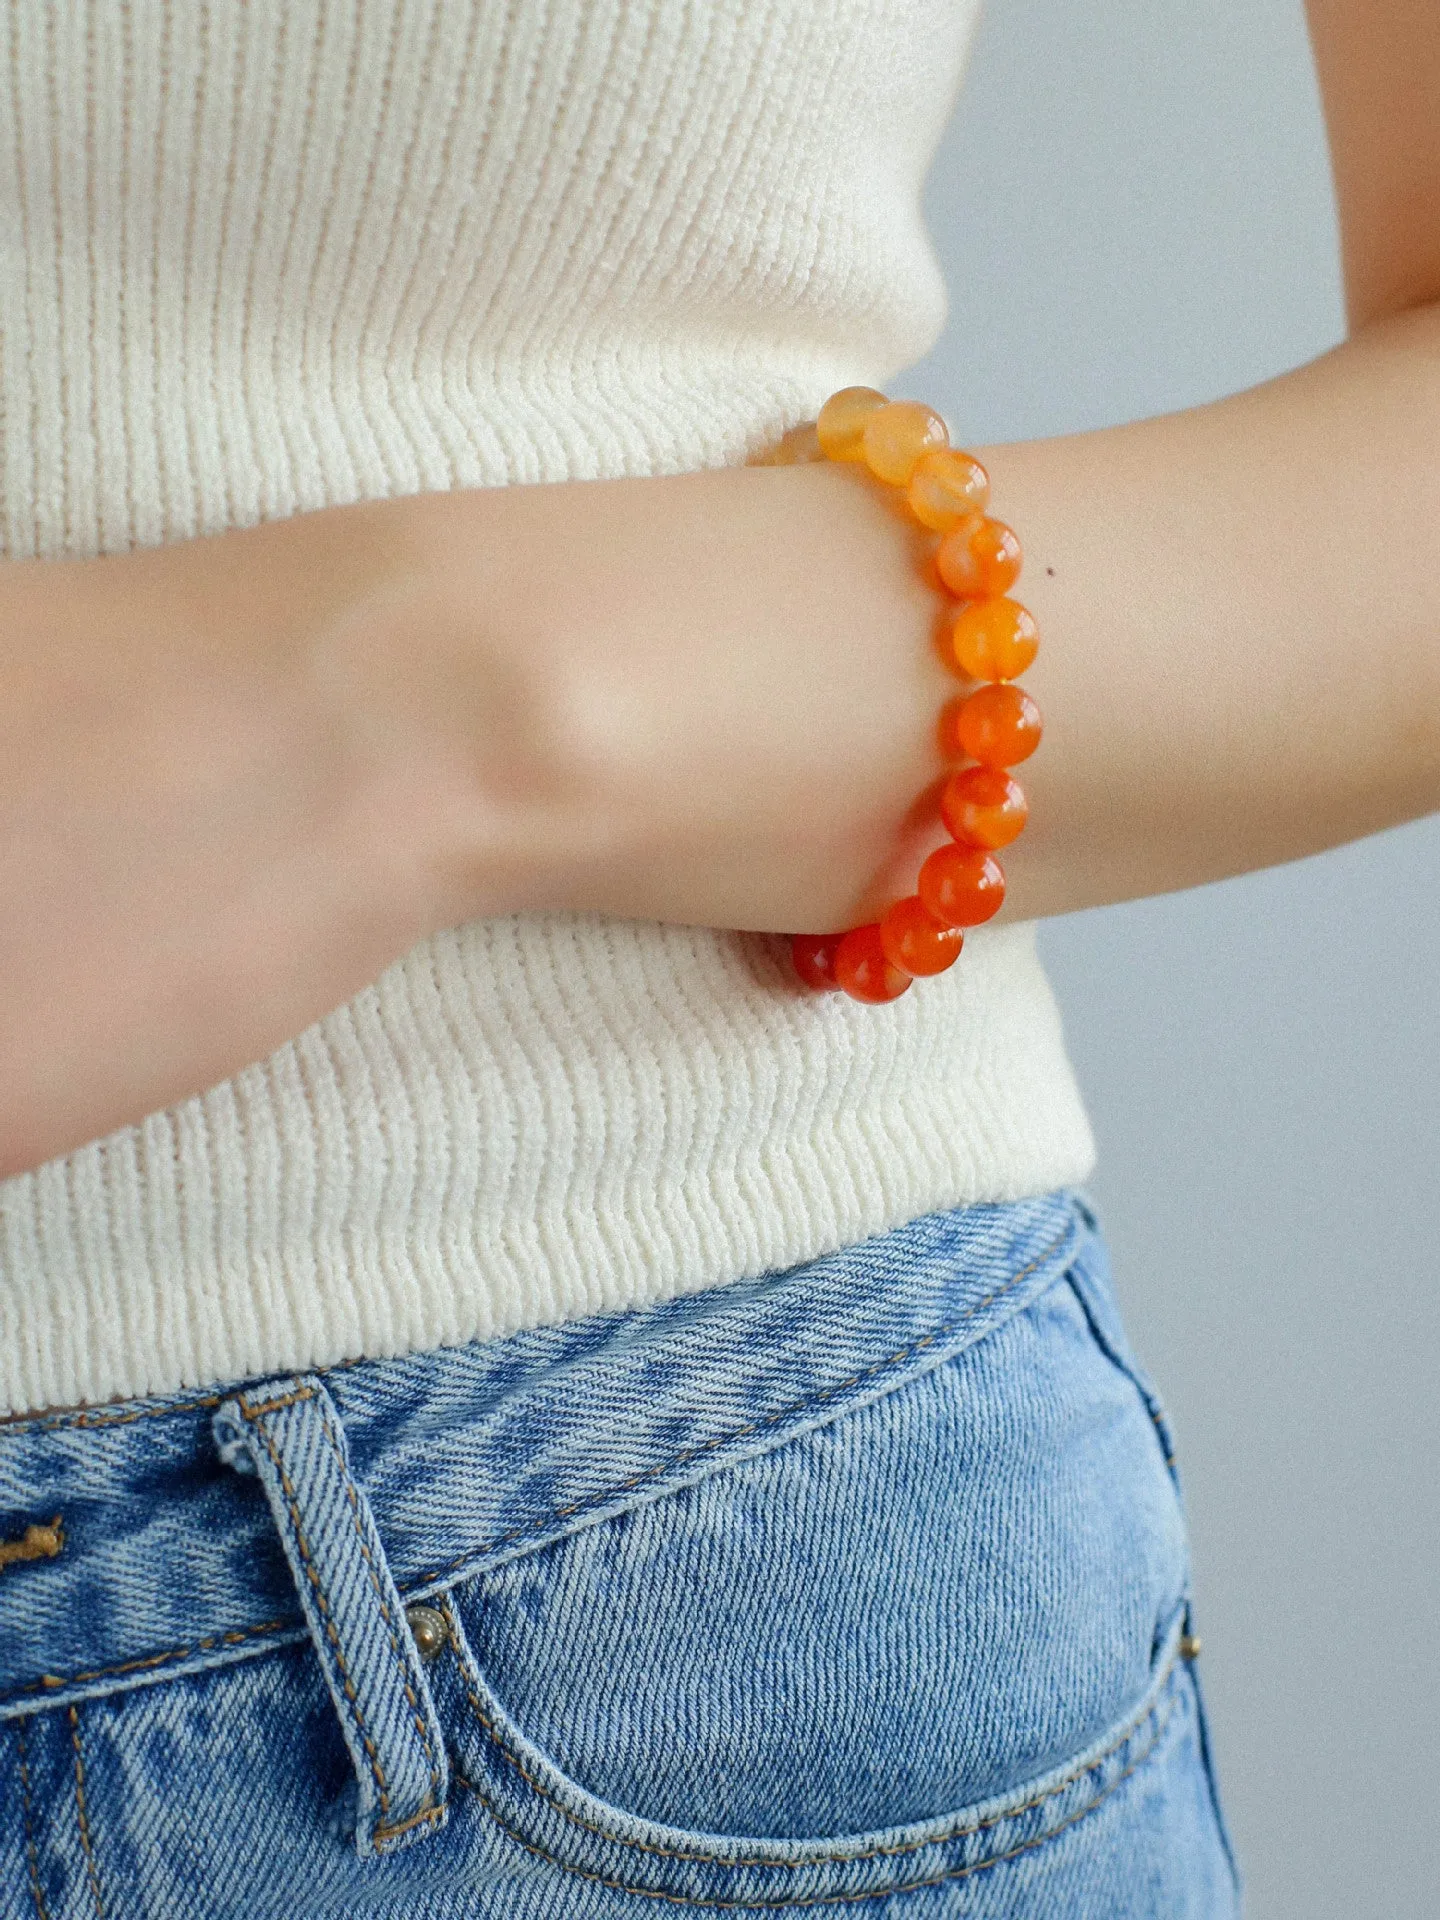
left=901, top=3, right=1440, bottom=1916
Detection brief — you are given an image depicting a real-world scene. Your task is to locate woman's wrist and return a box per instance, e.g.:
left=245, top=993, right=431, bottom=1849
left=375, top=461, right=954, bottom=935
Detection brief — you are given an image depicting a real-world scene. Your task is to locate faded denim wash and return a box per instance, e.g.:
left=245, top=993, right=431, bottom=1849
left=0, top=1189, right=1239, bottom=1916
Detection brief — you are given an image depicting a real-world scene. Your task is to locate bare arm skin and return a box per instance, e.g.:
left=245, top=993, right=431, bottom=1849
left=1, top=0, right=1435, bottom=1176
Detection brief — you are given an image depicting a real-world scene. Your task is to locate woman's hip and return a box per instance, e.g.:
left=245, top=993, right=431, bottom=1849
left=0, top=1187, right=1238, bottom=1916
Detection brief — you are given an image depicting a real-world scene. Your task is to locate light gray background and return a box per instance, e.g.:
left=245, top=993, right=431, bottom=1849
left=900, top=3, right=1440, bottom=1915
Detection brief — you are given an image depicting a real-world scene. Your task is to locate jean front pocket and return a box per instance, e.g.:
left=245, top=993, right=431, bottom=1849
left=437, top=1595, right=1203, bottom=1911
left=423, top=1259, right=1220, bottom=1909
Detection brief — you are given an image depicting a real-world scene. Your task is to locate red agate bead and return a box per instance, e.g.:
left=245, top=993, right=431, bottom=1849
left=942, top=683, right=1042, bottom=766
left=917, top=844, right=1006, bottom=927
left=816, top=387, right=888, bottom=461
left=949, top=598, right=1038, bottom=682
left=936, top=516, right=1023, bottom=599
left=879, top=896, right=964, bottom=976
left=941, top=767, right=1029, bottom=850
left=833, top=924, right=913, bottom=1002
left=791, top=932, right=842, bottom=990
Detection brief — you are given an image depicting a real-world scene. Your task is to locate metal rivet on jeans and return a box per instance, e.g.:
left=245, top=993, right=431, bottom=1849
left=404, top=1603, right=449, bottom=1662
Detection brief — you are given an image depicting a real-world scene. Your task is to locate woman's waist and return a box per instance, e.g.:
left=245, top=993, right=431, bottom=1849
left=0, top=1185, right=1086, bottom=1718
left=0, top=913, right=1094, bottom=1417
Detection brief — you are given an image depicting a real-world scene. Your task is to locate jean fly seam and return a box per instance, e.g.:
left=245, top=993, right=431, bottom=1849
left=66, top=1707, right=104, bottom=1919
left=413, top=1221, right=1078, bottom=1591
left=449, top=1683, right=1181, bottom=1910
left=15, top=1720, right=50, bottom=1920
left=0, top=1224, right=1079, bottom=1714
left=238, top=1407, right=392, bottom=1830
left=310, top=1395, right=444, bottom=1821
left=444, top=1596, right=1182, bottom=1873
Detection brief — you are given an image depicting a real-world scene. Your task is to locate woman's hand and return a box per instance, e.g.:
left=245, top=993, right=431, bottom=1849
left=0, top=501, right=460, bottom=1176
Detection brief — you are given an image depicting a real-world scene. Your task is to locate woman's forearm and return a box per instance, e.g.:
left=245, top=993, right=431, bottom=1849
left=0, top=465, right=946, bottom=1174
left=403, top=304, right=1440, bottom=937
left=985, top=300, right=1440, bottom=922
left=4, top=299, right=1440, bottom=1175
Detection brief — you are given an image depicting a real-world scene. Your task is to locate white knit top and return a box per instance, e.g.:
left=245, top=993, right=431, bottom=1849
left=0, top=0, right=1095, bottom=1416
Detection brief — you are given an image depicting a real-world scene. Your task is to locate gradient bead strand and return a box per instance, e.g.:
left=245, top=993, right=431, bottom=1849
left=785, top=386, right=1041, bottom=1003
left=791, top=932, right=842, bottom=991
left=940, top=767, right=1029, bottom=850
left=949, top=597, right=1038, bottom=682
left=763, top=422, right=825, bottom=466
left=917, top=844, right=1007, bottom=928
left=935, top=515, right=1023, bottom=599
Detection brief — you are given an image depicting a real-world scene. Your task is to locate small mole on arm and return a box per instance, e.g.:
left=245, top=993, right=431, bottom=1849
left=1045, top=565, right=1056, bottom=576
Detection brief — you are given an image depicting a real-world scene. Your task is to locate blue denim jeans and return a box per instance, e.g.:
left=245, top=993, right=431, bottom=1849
left=0, top=1189, right=1238, bottom=1916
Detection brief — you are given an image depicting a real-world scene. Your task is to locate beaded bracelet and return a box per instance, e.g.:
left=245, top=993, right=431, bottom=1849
left=760, top=386, right=1042, bottom=1005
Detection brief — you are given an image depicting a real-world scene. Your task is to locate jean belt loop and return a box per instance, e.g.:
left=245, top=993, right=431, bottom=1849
left=213, top=1375, right=449, bottom=1857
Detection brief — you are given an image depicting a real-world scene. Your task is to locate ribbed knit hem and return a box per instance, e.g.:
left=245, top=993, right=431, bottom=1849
left=0, top=919, right=1094, bottom=1416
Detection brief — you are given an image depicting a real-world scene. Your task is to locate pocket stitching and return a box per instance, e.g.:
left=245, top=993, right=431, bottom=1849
left=0, top=1619, right=297, bottom=1713
left=450, top=1680, right=1183, bottom=1910
left=444, top=1592, right=1184, bottom=1875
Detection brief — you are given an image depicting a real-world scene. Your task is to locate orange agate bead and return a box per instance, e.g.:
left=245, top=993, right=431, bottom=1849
left=879, top=896, right=964, bottom=976
left=816, top=386, right=889, bottom=461
left=907, top=449, right=990, bottom=531
left=791, top=932, right=842, bottom=991
left=940, top=767, right=1029, bottom=850
left=833, top=924, right=913, bottom=1002
left=949, top=597, right=1039, bottom=682
left=861, top=401, right=949, bottom=486
left=916, top=844, right=1006, bottom=928
left=944, top=683, right=1042, bottom=766
left=935, top=516, right=1023, bottom=599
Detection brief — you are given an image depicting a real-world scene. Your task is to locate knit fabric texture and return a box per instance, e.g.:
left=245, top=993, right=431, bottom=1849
left=0, top=0, right=1095, bottom=1414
